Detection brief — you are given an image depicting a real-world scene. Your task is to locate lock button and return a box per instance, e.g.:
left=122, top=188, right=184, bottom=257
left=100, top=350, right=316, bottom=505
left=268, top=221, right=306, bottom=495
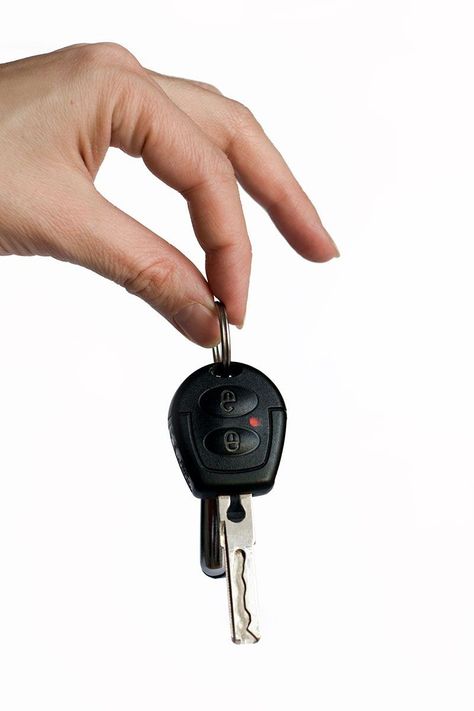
left=203, top=427, right=260, bottom=456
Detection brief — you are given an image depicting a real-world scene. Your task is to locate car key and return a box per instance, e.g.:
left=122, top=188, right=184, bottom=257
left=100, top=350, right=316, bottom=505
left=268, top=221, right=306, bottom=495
left=168, top=301, right=287, bottom=644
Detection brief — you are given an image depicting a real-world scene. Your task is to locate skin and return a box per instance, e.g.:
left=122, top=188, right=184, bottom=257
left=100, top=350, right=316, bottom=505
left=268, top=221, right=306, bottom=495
left=0, top=42, right=339, bottom=347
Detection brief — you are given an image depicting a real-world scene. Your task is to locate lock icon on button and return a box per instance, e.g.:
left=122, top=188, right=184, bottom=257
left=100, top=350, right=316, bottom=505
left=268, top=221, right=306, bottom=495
left=224, top=430, right=240, bottom=452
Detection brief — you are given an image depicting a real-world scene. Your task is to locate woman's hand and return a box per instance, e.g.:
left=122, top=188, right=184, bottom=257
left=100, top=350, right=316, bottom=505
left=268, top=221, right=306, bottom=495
left=0, top=42, right=338, bottom=346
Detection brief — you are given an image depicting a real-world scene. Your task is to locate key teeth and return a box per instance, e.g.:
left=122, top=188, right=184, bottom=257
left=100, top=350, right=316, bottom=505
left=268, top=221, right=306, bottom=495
left=238, top=549, right=260, bottom=644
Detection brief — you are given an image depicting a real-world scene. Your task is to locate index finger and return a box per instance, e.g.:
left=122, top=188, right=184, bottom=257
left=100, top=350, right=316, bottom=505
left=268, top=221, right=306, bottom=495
left=112, top=72, right=251, bottom=327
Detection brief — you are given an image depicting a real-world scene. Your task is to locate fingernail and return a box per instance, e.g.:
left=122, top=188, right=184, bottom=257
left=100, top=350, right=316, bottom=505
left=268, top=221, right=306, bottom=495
left=173, top=303, right=220, bottom=347
left=325, top=228, right=340, bottom=258
left=235, top=313, right=245, bottom=329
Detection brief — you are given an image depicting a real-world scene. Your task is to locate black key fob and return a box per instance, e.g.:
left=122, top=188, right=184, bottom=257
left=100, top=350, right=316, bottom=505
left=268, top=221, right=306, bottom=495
left=168, top=361, right=287, bottom=499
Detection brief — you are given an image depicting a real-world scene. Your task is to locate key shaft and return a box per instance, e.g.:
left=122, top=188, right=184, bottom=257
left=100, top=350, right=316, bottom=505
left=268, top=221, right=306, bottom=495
left=218, top=494, right=260, bottom=644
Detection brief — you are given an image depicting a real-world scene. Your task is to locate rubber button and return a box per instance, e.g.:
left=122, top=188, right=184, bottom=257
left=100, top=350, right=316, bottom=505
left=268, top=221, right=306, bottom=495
left=199, top=386, right=258, bottom=418
left=203, top=427, right=260, bottom=456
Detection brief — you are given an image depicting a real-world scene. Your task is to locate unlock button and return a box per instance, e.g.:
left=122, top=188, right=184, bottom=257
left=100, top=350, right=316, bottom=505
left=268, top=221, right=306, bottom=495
left=203, top=427, right=260, bottom=456
left=199, top=386, right=258, bottom=417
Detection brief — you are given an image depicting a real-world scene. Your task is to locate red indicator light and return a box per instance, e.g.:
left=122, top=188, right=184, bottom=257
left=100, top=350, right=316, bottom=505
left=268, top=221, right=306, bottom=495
left=249, top=416, right=261, bottom=427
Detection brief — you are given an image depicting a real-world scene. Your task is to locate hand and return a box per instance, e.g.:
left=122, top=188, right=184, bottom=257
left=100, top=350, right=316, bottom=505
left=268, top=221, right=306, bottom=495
left=0, top=42, right=339, bottom=346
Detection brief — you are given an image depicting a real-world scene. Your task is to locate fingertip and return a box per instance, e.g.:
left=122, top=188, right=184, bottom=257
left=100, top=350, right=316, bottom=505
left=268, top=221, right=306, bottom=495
left=312, top=235, right=341, bottom=262
left=295, top=224, right=340, bottom=262
left=323, top=228, right=340, bottom=258
left=206, top=261, right=249, bottom=331
left=173, top=302, right=220, bottom=347
left=223, top=301, right=246, bottom=330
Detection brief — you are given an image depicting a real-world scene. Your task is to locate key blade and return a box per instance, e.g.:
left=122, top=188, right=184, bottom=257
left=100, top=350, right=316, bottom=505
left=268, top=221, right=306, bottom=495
left=218, top=494, right=261, bottom=644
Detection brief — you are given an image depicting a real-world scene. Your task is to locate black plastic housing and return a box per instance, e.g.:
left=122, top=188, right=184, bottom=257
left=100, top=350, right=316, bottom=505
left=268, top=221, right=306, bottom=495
left=168, top=361, right=286, bottom=498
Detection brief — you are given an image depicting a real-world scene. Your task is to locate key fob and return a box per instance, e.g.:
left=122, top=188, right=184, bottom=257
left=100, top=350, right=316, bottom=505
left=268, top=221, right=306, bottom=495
left=168, top=361, right=287, bottom=499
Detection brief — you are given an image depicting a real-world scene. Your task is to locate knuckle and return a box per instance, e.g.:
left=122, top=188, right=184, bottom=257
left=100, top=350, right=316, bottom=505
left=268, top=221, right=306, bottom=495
left=228, top=100, right=259, bottom=134
left=191, top=79, right=222, bottom=95
left=268, top=181, right=293, bottom=210
left=72, top=42, right=141, bottom=72
left=123, top=257, right=178, bottom=306
left=181, top=151, right=235, bottom=199
left=196, top=142, right=235, bottom=180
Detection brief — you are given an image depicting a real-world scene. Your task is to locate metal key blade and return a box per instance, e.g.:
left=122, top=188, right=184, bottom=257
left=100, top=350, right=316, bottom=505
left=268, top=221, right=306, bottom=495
left=218, top=494, right=260, bottom=644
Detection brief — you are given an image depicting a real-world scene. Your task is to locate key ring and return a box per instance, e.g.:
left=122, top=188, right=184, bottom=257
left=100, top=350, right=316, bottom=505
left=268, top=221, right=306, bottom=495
left=212, top=300, right=231, bottom=369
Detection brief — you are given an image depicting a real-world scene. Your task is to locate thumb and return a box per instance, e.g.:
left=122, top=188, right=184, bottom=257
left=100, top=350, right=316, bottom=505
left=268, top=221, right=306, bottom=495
left=57, top=189, right=220, bottom=347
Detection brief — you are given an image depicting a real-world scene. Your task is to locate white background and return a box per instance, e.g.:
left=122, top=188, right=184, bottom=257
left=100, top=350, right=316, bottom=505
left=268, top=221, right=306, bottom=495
left=1, top=1, right=473, bottom=709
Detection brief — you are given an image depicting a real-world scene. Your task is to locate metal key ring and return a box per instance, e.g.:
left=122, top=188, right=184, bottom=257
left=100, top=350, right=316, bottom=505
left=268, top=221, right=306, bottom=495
left=212, top=300, right=231, bottom=369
